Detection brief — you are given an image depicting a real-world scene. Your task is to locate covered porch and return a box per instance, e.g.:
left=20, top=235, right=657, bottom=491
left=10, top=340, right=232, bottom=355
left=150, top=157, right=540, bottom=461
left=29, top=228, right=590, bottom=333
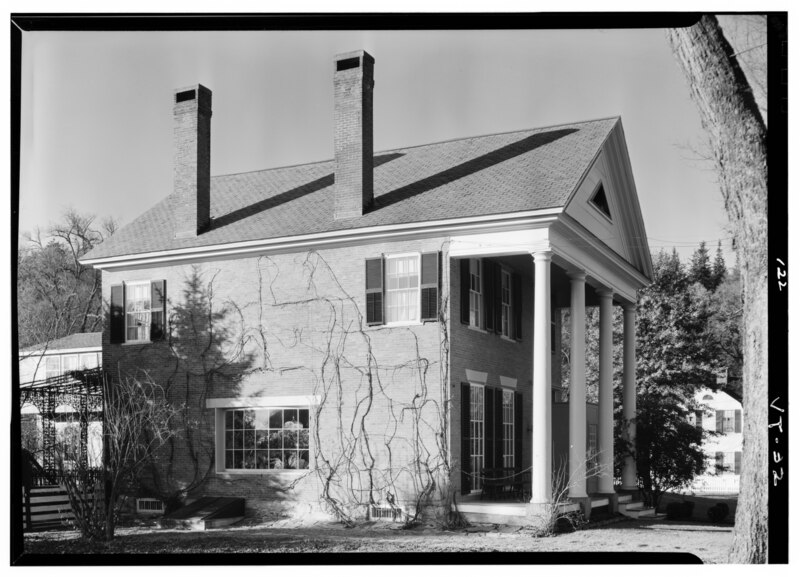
left=450, top=217, right=650, bottom=519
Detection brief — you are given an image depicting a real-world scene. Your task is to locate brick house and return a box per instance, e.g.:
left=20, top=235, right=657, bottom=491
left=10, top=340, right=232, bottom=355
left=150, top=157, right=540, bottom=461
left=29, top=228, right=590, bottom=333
left=82, top=50, right=652, bottom=520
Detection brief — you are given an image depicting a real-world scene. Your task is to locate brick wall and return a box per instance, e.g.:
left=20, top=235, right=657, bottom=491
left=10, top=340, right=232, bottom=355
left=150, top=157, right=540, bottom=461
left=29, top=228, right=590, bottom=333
left=102, top=238, right=449, bottom=519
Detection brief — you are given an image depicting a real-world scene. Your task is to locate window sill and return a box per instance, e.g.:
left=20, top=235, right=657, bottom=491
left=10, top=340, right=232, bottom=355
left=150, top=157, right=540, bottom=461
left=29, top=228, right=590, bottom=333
left=121, top=341, right=150, bottom=346
left=383, top=321, right=423, bottom=328
left=467, top=325, right=487, bottom=334
left=216, top=469, right=309, bottom=478
left=500, top=335, right=517, bottom=343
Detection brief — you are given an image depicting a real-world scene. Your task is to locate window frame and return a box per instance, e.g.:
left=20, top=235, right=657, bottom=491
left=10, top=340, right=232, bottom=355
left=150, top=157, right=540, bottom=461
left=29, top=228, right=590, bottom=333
left=722, top=409, right=736, bottom=433
left=124, top=280, right=153, bottom=344
left=384, top=252, right=422, bottom=326
left=469, top=383, right=485, bottom=492
left=222, top=406, right=311, bottom=473
left=502, top=389, right=514, bottom=468
left=44, top=356, right=61, bottom=380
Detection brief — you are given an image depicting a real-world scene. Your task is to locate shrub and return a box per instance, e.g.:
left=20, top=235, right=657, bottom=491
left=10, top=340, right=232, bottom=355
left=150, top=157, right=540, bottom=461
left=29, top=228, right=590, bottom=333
left=707, top=502, right=730, bottom=522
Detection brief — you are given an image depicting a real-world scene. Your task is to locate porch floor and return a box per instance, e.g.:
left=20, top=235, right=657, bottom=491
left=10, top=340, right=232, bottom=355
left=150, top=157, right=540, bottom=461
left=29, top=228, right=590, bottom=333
left=453, top=492, right=630, bottom=526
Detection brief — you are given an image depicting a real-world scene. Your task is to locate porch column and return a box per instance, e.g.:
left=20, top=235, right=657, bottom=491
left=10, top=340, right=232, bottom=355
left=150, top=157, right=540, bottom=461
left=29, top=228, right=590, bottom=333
left=530, top=250, right=552, bottom=504
left=621, top=303, right=638, bottom=490
left=597, top=288, right=615, bottom=494
left=568, top=272, right=588, bottom=498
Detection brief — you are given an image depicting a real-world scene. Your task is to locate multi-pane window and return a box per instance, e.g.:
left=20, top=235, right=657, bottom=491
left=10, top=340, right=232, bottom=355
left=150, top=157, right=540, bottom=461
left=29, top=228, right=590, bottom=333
left=501, top=270, right=512, bottom=338
left=469, top=384, right=485, bottom=491
left=224, top=408, right=310, bottom=471
left=44, top=356, right=61, bottom=380
left=502, top=389, right=514, bottom=468
left=722, top=410, right=736, bottom=433
left=62, top=354, right=79, bottom=373
left=469, top=259, right=482, bottom=328
left=80, top=353, right=100, bottom=369
left=126, top=281, right=152, bottom=342
left=385, top=254, right=420, bottom=323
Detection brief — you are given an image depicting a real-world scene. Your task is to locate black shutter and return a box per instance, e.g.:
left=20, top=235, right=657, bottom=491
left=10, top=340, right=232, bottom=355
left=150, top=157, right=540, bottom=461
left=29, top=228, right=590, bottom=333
left=514, top=392, right=523, bottom=469
left=485, top=387, right=495, bottom=470
left=494, top=266, right=503, bottom=334
left=735, top=409, right=742, bottom=433
left=150, top=280, right=166, bottom=341
left=513, top=273, right=523, bottom=341
left=110, top=284, right=125, bottom=343
left=494, top=388, right=503, bottom=467
left=460, top=259, right=470, bottom=325
left=715, top=451, right=724, bottom=471
left=366, top=258, right=384, bottom=325
left=735, top=451, right=742, bottom=474
left=694, top=410, right=703, bottom=431
left=716, top=410, right=723, bottom=433
left=461, top=383, right=472, bottom=495
left=420, top=252, right=440, bottom=322
left=484, top=261, right=495, bottom=332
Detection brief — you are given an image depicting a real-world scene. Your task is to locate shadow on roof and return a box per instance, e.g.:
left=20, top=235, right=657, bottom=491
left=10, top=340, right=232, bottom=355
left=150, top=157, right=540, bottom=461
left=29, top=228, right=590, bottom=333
left=372, top=128, right=578, bottom=212
left=209, top=152, right=405, bottom=230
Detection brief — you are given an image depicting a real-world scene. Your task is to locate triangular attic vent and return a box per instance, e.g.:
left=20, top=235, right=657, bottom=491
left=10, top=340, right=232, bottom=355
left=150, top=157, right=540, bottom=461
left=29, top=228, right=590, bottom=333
left=590, top=184, right=611, bottom=219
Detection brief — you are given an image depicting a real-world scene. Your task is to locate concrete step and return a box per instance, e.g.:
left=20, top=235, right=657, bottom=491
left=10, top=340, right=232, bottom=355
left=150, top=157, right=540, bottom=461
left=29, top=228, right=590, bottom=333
left=619, top=502, right=656, bottom=519
left=159, top=497, right=245, bottom=530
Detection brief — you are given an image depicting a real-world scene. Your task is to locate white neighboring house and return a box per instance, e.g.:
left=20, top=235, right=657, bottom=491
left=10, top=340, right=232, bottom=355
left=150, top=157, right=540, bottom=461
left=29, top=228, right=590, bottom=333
left=19, top=332, right=103, bottom=469
left=689, top=388, right=743, bottom=494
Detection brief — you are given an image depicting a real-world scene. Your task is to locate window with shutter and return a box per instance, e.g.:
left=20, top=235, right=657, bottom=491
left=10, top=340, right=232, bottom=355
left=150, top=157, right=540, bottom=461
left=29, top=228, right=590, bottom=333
left=111, top=280, right=167, bottom=344
left=385, top=254, right=420, bottom=323
left=420, top=252, right=439, bottom=321
left=502, top=389, right=514, bottom=468
left=734, top=451, right=742, bottom=474
left=365, top=258, right=384, bottom=326
left=500, top=270, right=512, bottom=338
left=734, top=409, right=742, bottom=433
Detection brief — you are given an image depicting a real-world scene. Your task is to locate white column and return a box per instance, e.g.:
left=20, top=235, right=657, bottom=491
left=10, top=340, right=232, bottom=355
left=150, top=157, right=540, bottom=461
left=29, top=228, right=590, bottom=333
left=597, top=288, right=615, bottom=494
left=531, top=251, right=552, bottom=504
left=621, top=303, right=638, bottom=490
left=568, top=272, right=587, bottom=498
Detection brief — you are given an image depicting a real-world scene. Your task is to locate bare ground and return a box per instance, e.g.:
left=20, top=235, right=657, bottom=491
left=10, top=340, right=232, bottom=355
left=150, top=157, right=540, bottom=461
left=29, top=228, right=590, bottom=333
left=21, top=515, right=734, bottom=563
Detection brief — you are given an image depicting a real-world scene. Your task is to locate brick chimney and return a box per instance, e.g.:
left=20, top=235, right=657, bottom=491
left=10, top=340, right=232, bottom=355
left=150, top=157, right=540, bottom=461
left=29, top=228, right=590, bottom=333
left=334, top=50, right=374, bottom=220
left=173, top=84, right=212, bottom=238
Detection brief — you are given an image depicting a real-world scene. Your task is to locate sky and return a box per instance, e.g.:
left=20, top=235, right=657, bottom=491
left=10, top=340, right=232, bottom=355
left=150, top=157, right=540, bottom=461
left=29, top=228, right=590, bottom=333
left=18, top=24, right=750, bottom=266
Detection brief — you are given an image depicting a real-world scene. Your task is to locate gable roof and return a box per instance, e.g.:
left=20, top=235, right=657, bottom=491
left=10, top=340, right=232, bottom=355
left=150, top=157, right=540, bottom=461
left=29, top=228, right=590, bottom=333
left=84, top=117, right=619, bottom=261
left=21, top=332, right=103, bottom=354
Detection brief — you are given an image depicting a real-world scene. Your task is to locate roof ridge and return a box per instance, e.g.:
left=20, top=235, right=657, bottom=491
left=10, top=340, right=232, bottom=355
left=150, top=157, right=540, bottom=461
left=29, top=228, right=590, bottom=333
left=211, top=116, right=620, bottom=180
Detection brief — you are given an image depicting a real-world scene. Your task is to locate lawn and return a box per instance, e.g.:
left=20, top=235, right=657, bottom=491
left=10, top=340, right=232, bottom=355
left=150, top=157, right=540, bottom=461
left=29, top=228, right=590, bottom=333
left=20, top=514, right=735, bottom=563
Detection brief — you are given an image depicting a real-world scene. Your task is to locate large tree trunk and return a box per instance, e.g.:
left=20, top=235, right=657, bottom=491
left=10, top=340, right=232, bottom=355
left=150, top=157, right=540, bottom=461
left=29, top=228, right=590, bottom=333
left=667, top=16, right=768, bottom=563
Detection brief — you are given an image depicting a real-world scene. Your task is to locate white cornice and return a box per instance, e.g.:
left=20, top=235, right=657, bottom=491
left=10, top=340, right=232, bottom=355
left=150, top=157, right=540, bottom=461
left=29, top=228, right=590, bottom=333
left=82, top=209, right=564, bottom=270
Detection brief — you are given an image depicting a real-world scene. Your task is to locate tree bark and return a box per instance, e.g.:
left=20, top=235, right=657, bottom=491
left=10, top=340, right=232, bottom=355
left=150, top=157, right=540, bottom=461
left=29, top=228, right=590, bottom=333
left=667, top=16, right=768, bottom=563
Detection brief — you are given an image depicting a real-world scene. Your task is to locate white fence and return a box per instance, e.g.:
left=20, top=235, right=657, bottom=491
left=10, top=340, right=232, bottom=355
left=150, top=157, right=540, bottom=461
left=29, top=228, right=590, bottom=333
left=686, top=474, right=740, bottom=494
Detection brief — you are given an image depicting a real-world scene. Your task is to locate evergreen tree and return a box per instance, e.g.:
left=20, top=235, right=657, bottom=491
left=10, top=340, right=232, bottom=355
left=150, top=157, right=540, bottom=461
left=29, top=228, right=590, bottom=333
left=689, top=241, right=713, bottom=290
left=711, top=240, right=727, bottom=289
left=615, top=249, right=717, bottom=509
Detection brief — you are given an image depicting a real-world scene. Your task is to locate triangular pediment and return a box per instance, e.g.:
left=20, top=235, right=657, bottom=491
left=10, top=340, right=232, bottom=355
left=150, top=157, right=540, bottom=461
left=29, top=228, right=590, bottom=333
left=562, top=119, right=653, bottom=281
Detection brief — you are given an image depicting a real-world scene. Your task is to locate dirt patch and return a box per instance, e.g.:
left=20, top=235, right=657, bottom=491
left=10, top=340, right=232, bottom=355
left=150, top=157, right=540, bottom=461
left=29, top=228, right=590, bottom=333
left=21, top=516, right=734, bottom=563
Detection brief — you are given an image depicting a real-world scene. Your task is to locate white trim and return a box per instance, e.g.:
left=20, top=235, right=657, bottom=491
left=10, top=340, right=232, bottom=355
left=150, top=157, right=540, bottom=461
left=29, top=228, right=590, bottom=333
left=465, top=369, right=488, bottom=385
left=499, top=376, right=517, bottom=390
left=82, top=209, right=564, bottom=270
left=206, top=395, right=321, bottom=409
left=19, top=346, right=102, bottom=358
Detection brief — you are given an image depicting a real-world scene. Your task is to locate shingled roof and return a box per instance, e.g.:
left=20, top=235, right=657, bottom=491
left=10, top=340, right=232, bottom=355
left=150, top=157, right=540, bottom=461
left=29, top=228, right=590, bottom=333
left=85, top=117, right=618, bottom=261
left=22, top=332, right=103, bottom=353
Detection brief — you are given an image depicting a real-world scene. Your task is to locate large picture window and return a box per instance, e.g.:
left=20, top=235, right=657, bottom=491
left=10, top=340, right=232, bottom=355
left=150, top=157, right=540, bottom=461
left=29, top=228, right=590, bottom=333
left=125, top=281, right=152, bottom=342
left=224, top=407, right=310, bottom=471
left=385, top=254, right=420, bottom=323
